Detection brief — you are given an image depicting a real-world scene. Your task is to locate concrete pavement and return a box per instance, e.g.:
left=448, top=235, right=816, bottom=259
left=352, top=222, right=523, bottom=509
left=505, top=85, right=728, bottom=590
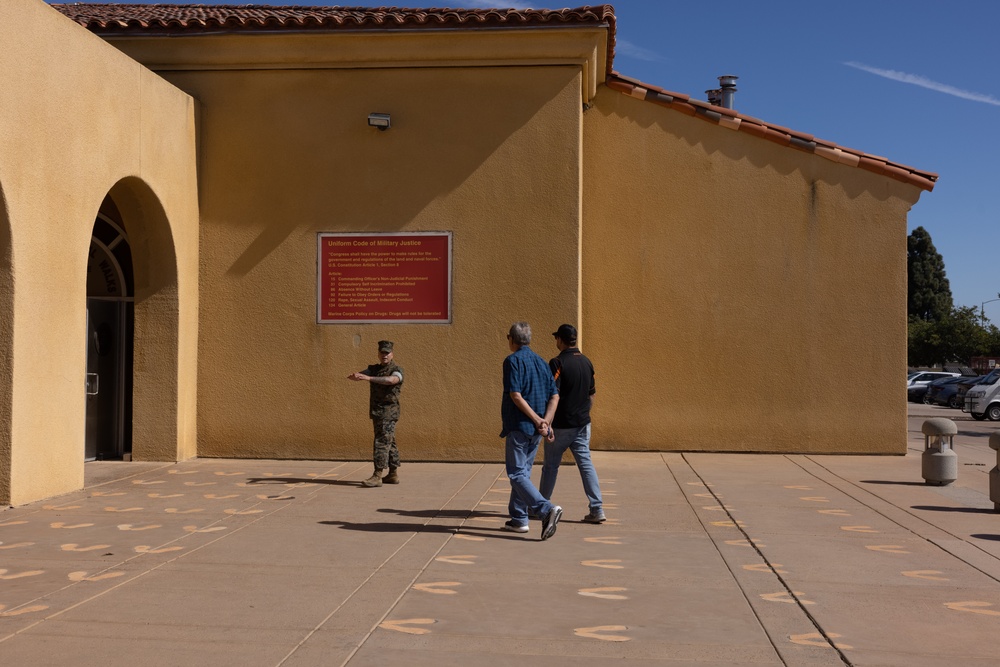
left=2, top=405, right=1000, bottom=666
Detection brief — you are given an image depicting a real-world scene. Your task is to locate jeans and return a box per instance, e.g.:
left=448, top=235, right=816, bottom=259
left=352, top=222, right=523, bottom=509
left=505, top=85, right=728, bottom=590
left=539, top=423, right=602, bottom=512
left=505, top=429, right=555, bottom=526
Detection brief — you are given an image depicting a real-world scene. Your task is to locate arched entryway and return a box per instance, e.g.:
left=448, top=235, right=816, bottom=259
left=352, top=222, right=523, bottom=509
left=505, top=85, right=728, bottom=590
left=101, top=177, right=185, bottom=463
left=85, top=197, right=134, bottom=460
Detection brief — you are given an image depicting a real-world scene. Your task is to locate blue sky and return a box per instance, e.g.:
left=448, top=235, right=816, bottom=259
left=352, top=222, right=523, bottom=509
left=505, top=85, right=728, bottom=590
left=60, top=1, right=1000, bottom=323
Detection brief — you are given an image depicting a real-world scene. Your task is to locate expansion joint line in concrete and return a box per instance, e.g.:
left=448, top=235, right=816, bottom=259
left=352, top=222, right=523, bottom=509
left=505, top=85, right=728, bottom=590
left=84, top=461, right=178, bottom=491
left=795, top=455, right=1000, bottom=586
left=276, top=463, right=494, bottom=667
left=676, top=453, right=854, bottom=667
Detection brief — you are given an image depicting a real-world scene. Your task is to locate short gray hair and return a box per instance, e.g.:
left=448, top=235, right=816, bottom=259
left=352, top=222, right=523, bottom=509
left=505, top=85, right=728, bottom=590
left=508, top=321, right=531, bottom=346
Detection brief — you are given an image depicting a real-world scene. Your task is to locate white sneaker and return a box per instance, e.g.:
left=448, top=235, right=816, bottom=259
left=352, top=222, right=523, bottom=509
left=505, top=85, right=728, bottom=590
left=502, top=520, right=529, bottom=533
left=541, top=506, right=562, bottom=540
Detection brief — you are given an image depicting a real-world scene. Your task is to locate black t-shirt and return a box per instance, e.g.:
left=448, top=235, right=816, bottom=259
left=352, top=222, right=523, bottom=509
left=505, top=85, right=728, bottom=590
left=549, top=348, right=595, bottom=429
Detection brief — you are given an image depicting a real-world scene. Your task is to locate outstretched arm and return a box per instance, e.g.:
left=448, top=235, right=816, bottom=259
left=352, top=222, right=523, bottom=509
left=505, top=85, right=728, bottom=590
left=348, top=372, right=400, bottom=385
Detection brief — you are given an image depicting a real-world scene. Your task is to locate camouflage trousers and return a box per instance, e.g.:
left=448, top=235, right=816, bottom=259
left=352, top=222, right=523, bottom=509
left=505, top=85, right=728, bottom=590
left=372, top=419, right=400, bottom=471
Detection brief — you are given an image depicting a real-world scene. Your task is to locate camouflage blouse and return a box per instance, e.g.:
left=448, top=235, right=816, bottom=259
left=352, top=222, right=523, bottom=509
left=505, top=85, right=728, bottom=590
left=365, top=361, right=403, bottom=420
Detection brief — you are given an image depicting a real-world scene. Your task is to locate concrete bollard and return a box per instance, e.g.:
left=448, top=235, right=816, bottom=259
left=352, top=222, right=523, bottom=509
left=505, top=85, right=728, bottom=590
left=921, top=418, right=958, bottom=486
left=990, top=432, right=1000, bottom=512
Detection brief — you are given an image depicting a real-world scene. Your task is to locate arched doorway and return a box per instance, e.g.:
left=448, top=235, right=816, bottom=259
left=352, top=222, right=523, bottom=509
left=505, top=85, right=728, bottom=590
left=85, top=197, right=134, bottom=460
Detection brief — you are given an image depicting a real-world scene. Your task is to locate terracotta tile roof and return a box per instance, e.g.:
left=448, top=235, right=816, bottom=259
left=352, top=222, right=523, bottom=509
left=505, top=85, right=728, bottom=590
left=607, top=72, right=937, bottom=192
left=49, top=4, right=617, bottom=40
left=50, top=3, right=934, bottom=191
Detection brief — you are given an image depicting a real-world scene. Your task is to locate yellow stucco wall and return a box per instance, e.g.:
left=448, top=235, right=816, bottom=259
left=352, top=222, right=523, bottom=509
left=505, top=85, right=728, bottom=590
left=0, top=0, right=199, bottom=505
left=583, top=90, right=924, bottom=453
left=128, top=39, right=585, bottom=461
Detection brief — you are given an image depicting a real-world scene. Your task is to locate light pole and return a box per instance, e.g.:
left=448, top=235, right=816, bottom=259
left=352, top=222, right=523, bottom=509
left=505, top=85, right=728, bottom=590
left=982, top=294, right=1000, bottom=327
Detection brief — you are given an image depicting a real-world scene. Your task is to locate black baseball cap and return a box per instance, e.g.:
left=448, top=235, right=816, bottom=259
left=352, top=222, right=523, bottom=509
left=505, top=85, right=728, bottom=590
left=378, top=340, right=394, bottom=352
left=552, top=324, right=577, bottom=343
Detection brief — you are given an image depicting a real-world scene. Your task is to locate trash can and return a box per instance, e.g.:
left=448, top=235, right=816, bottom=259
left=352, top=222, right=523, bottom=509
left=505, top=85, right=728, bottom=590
left=921, top=418, right=958, bottom=486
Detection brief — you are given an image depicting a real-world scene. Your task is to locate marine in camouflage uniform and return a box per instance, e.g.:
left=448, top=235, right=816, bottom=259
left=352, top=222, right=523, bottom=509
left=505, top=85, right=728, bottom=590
left=348, top=340, right=403, bottom=487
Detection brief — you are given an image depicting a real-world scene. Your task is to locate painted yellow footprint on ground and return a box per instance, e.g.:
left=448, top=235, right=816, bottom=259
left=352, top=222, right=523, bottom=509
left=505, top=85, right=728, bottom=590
left=379, top=619, right=435, bottom=634
left=574, top=625, right=631, bottom=641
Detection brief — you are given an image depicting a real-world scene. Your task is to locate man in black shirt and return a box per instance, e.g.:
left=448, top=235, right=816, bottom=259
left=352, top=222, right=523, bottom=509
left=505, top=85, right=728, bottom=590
left=539, top=324, right=605, bottom=523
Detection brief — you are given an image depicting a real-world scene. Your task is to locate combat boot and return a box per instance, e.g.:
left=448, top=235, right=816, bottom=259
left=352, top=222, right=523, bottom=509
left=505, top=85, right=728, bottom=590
left=383, top=467, right=399, bottom=484
left=362, top=469, right=384, bottom=487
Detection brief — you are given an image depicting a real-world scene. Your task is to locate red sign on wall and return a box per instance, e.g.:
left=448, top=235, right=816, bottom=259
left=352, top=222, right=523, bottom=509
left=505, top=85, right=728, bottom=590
left=317, top=232, right=452, bottom=324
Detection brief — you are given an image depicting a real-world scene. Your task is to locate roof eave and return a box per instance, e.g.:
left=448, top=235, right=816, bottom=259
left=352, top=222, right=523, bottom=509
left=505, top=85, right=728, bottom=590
left=606, top=73, right=937, bottom=193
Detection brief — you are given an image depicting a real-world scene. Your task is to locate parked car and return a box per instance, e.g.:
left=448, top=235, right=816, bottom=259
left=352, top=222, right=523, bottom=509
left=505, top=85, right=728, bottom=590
left=930, top=376, right=979, bottom=408
left=909, top=374, right=960, bottom=403
left=907, top=371, right=960, bottom=388
left=964, top=369, right=1000, bottom=421
left=925, top=376, right=968, bottom=407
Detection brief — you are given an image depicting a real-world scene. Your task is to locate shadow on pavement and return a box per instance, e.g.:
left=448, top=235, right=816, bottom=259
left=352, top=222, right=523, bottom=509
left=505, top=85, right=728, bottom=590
left=247, top=477, right=361, bottom=487
left=317, top=519, right=528, bottom=540
left=860, top=480, right=928, bottom=486
left=912, top=505, right=997, bottom=514
left=377, top=508, right=501, bottom=519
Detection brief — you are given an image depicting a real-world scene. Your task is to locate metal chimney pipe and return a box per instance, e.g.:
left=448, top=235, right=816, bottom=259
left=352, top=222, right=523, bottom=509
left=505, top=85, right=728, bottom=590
left=718, top=75, right=738, bottom=109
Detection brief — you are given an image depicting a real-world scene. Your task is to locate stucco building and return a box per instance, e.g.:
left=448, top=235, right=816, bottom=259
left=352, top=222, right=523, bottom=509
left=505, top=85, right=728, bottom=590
left=0, top=2, right=936, bottom=505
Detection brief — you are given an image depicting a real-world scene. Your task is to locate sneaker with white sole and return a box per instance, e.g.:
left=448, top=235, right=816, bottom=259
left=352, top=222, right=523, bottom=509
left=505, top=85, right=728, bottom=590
left=582, top=510, right=606, bottom=523
left=502, top=520, right=529, bottom=533
left=541, top=505, right=562, bottom=540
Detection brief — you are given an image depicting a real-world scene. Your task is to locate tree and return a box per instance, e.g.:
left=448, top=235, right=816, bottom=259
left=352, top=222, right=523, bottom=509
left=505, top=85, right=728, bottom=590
left=907, top=315, right=939, bottom=367
left=936, top=306, right=988, bottom=364
left=907, top=227, right=953, bottom=321
left=908, top=307, right=1000, bottom=367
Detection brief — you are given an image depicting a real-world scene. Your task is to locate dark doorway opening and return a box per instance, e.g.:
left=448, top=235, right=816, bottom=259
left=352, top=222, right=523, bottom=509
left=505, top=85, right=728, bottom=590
left=85, top=198, right=134, bottom=461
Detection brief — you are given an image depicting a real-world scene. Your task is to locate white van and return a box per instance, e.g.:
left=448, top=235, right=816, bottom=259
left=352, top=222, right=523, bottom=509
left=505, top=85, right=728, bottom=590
left=963, top=368, right=1000, bottom=421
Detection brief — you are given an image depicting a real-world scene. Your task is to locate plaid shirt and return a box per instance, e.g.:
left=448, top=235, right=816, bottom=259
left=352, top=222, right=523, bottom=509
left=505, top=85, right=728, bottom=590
left=500, top=346, right=558, bottom=437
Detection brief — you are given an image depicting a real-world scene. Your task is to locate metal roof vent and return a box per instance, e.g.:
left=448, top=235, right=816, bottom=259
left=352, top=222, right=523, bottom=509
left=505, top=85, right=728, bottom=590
left=718, top=75, right=738, bottom=109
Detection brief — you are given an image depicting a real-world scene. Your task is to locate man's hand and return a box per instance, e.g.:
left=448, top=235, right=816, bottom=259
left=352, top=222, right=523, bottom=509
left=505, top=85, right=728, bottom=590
left=539, top=421, right=556, bottom=442
left=347, top=373, right=368, bottom=382
left=510, top=392, right=556, bottom=440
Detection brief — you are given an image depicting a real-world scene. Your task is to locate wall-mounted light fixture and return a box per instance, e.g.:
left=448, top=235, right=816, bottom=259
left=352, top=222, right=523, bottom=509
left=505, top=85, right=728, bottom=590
left=367, top=113, right=391, bottom=131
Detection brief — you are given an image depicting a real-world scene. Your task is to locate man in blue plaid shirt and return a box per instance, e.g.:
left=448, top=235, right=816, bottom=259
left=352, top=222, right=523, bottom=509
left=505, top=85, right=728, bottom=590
left=500, top=321, right=563, bottom=540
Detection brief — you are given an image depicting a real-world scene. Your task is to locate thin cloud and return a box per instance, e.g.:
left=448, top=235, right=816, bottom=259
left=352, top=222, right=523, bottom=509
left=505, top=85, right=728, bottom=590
left=845, top=61, right=1000, bottom=107
left=616, top=39, right=665, bottom=63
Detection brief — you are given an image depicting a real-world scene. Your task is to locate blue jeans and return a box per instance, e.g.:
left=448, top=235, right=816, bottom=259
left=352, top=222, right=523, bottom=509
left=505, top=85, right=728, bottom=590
left=539, top=424, right=602, bottom=512
left=505, top=430, right=555, bottom=526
